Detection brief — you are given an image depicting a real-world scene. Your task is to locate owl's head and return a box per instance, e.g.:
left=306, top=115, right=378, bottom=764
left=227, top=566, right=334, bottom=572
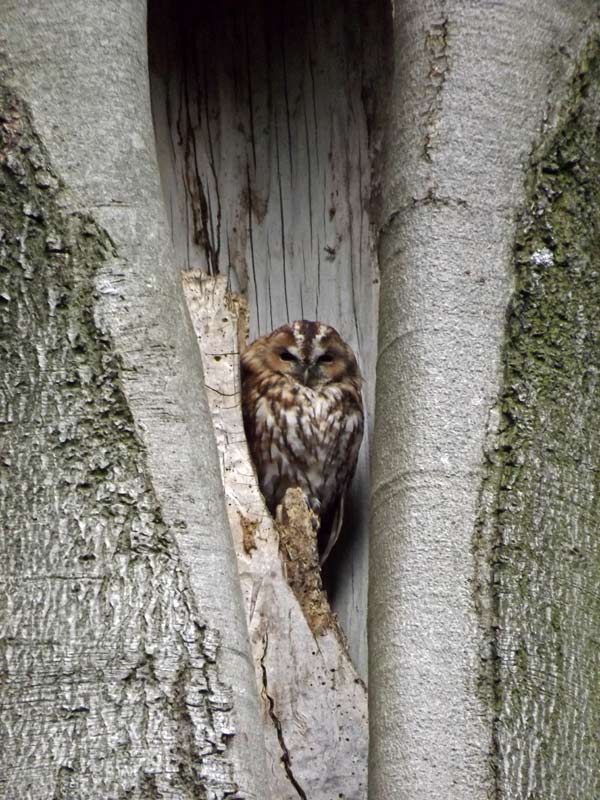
left=242, top=320, right=362, bottom=389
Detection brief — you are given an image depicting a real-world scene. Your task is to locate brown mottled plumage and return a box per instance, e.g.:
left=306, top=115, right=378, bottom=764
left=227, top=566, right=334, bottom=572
left=241, top=320, right=364, bottom=563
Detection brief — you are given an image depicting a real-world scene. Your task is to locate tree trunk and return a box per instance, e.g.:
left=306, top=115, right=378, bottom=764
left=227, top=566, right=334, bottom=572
left=0, top=2, right=268, bottom=797
left=483, top=31, right=600, bottom=800
left=370, top=2, right=600, bottom=798
left=4, top=1, right=600, bottom=798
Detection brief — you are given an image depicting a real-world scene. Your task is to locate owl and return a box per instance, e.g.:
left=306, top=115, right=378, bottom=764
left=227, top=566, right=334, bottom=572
left=241, top=320, right=364, bottom=563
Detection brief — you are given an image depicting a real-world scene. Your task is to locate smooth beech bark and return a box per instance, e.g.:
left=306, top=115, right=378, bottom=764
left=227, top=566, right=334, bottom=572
left=3, top=1, right=600, bottom=798
left=371, top=2, right=600, bottom=799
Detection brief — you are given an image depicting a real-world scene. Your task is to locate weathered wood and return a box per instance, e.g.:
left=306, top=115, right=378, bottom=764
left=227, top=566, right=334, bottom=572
left=183, top=273, right=368, bottom=800
left=149, top=0, right=389, bottom=675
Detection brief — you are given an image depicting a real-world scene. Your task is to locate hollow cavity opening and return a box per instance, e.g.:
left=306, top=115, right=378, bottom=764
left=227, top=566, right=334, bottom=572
left=148, top=0, right=391, bottom=678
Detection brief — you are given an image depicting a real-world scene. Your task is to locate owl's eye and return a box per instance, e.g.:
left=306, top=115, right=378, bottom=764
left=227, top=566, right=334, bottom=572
left=317, top=353, right=334, bottom=364
left=280, top=351, right=298, bottom=362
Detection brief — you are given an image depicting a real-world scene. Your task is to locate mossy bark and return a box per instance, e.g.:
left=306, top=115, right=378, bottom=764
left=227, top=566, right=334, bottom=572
left=0, top=75, right=239, bottom=800
left=481, top=35, right=600, bottom=798
left=370, top=2, right=598, bottom=797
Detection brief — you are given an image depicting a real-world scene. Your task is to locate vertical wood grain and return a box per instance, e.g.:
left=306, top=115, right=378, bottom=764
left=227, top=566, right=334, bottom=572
left=149, top=0, right=389, bottom=676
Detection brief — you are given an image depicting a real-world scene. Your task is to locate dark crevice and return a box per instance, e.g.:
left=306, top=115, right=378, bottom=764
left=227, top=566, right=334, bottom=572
left=260, top=634, right=308, bottom=800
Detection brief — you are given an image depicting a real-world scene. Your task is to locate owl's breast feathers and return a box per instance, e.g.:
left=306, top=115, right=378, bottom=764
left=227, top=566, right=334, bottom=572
left=241, top=363, right=363, bottom=515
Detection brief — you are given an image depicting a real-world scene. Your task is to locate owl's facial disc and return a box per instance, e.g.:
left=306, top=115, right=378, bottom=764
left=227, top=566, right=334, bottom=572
left=278, top=347, right=326, bottom=386
left=259, top=321, right=361, bottom=388
left=302, top=351, right=333, bottom=386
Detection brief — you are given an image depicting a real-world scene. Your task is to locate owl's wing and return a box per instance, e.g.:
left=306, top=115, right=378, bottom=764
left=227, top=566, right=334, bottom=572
left=319, top=493, right=345, bottom=566
left=319, top=396, right=364, bottom=565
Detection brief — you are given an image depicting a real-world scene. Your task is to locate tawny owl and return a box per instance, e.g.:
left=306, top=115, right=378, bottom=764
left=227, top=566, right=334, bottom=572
left=241, top=320, right=364, bottom=563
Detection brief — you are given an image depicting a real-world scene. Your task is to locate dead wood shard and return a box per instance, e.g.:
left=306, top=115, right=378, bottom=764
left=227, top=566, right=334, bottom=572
left=183, top=272, right=367, bottom=800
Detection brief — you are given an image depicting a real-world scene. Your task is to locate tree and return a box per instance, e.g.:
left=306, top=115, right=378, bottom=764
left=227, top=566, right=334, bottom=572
left=1, top=1, right=599, bottom=799
left=371, top=3, right=600, bottom=799
left=0, top=1, right=268, bottom=797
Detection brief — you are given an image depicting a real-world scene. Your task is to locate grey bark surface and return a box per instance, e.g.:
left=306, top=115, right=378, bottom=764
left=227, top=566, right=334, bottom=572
left=370, top=2, right=598, bottom=799
left=0, top=2, right=268, bottom=797
left=479, top=35, right=600, bottom=799
left=149, top=0, right=390, bottom=678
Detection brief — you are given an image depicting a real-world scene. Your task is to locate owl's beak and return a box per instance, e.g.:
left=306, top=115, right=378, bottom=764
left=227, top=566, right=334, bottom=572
left=295, top=360, right=318, bottom=386
left=290, top=362, right=309, bottom=384
left=303, top=364, right=322, bottom=386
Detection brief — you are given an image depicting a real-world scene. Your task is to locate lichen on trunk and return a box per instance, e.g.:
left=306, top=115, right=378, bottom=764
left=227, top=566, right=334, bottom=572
left=0, top=78, right=239, bottom=800
left=480, top=35, right=600, bottom=798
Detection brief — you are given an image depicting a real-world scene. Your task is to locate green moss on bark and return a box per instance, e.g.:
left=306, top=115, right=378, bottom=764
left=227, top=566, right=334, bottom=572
left=479, top=36, right=600, bottom=799
left=0, top=79, right=236, bottom=798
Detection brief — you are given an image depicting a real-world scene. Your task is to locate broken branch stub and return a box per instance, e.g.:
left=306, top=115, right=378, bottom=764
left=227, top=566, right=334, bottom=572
left=183, top=272, right=368, bottom=800
left=276, top=487, right=334, bottom=639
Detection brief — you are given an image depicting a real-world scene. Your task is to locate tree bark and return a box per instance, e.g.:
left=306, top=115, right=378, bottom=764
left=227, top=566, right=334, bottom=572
left=0, top=2, right=268, bottom=797
left=483, top=32, right=600, bottom=799
left=370, top=2, right=600, bottom=798
left=4, top=1, right=599, bottom=797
